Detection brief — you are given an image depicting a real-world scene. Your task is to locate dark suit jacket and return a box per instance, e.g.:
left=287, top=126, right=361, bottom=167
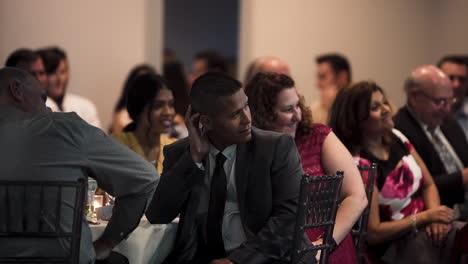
left=394, top=106, right=468, bottom=207
left=145, top=127, right=303, bottom=264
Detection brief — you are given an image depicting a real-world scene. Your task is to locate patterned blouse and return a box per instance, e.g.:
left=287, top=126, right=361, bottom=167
left=356, top=129, right=425, bottom=221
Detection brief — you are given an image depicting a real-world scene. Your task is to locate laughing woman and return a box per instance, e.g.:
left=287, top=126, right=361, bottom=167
left=112, top=73, right=176, bottom=173
left=245, top=72, right=367, bottom=264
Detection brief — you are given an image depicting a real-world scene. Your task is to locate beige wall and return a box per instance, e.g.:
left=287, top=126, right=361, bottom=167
left=0, top=0, right=163, bottom=130
left=239, top=0, right=468, bottom=112
left=428, top=1, right=468, bottom=63
left=1, top=0, right=467, bottom=128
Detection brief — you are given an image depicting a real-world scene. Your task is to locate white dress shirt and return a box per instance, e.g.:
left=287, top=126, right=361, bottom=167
left=46, top=93, right=102, bottom=129
left=196, top=144, right=247, bottom=252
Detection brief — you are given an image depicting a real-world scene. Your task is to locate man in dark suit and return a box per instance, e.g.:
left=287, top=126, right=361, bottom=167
left=146, top=72, right=303, bottom=264
left=394, top=65, right=468, bottom=209
left=437, top=55, right=468, bottom=139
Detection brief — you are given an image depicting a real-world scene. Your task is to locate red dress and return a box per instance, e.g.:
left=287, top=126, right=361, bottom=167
left=295, top=124, right=358, bottom=264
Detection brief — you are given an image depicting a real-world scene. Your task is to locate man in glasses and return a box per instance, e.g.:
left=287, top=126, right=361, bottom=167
left=394, top=65, right=468, bottom=216
left=437, top=56, right=468, bottom=139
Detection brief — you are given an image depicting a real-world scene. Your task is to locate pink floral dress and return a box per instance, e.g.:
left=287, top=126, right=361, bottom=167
left=356, top=129, right=425, bottom=222
left=296, top=124, right=358, bottom=264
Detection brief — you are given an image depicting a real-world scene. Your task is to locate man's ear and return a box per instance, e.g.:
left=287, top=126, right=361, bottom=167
left=8, top=79, right=24, bottom=102
left=200, top=114, right=213, bottom=132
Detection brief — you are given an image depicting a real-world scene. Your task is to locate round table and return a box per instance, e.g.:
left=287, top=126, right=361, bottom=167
left=90, top=218, right=178, bottom=264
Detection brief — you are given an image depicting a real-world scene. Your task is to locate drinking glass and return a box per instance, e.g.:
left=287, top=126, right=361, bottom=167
left=87, top=178, right=98, bottom=219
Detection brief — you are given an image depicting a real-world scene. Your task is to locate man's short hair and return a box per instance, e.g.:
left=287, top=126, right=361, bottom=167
left=5, top=49, right=39, bottom=67
left=190, top=72, right=241, bottom=115
left=461, top=56, right=468, bottom=66
left=195, top=50, right=228, bottom=73
left=437, top=55, right=467, bottom=68
left=316, top=53, right=351, bottom=77
left=0, top=67, right=33, bottom=94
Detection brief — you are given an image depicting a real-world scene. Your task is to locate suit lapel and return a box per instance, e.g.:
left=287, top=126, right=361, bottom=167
left=235, top=139, right=252, bottom=218
left=403, top=107, right=437, bottom=157
left=441, top=120, right=468, bottom=166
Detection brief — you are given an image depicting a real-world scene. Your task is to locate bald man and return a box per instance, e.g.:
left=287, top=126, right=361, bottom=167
left=394, top=65, right=468, bottom=210
left=244, top=56, right=291, bottom=84
left=0, top=67, right=158, bottom=263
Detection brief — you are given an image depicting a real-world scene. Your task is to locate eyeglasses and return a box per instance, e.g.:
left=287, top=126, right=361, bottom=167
left=418, top=91, right=457, bottom=107
left=448, top=75, right=467, bottom=85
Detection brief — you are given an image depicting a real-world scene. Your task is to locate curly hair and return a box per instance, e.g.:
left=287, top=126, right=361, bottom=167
left=328, top=80, right=392, bottom=154
left=245, top=72, right=314, bottom=139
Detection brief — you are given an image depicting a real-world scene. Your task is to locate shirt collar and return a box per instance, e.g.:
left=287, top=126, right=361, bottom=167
left=406, top=104, right=440, bottom=133
left=0, top=105, right=36, bottom=124
left=457, top=98, right=468, bottom=117
left=209, top=144, right=237, bottom=161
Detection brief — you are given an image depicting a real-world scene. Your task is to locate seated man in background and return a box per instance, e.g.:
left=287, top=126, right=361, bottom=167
left=188, top=50, right=228, bottom=85
left=243, top=56, right=291, bottom=84
left=311, top=53, right=352, bottom=124
left=4, top=48, right=59, bottom=110
left=146, top=72, right=303, bottom=264
left=0, top=67, right=158, bottom=263
left=437, top=55, right=468, bottom=139
left=394, top=65, right=468, bottom=213
left=37, top=46, right=102, bottom=128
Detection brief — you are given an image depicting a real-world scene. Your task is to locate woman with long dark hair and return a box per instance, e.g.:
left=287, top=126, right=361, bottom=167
left=112, top=73, right=176, bottom=173
left=110, top=64, right=156, bottom=134
left=329, top=81, right=455, bottom=264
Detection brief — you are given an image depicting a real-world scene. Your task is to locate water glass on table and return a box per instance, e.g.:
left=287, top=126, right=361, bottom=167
left=87, top=178, right=99, bottom=224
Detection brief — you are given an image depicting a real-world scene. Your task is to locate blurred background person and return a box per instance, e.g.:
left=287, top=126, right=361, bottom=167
left=5, top=48, right=59, bottom=110
left=311, top=53, right=351, bottom=124
left=437, top=55, right=468, bottom=140
left=188, top=50, right=228, bottom=85
left=112, top=73, right=176, bottom=173
left=163, top=49, right=189, bottom=138
left=110, top=64, right=156, bottom=134
left=37, top=46, right=102, bottom=128
left=243, top=56, right=291, bottom=84
left=245, top=72, right=367, bottom=264
left=329, top=81, right=455, bottom=264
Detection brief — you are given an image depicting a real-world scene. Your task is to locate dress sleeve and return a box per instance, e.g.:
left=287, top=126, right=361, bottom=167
left=313, top=123, right=332, bottom=143
left=354, top=155, right=375, bottom=185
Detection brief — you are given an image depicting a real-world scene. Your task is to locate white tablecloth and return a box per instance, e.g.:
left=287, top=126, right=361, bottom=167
left=90, top=218, right=178, bottom=264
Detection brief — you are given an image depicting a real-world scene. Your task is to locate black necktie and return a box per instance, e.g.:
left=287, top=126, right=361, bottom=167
left=206, top=152, right=227, bottom=259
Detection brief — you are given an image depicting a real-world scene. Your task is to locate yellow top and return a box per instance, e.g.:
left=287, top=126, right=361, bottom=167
left=112, top=132, right=177, bottom=173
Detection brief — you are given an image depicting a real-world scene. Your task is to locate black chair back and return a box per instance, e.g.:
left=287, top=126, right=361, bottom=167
left=353, top=163, right=377, bottom=264
left=291, top=172, right=344, bottom=264
left=0, top=178, right=86, bottom=263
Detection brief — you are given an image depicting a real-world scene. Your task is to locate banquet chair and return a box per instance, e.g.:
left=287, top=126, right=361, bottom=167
left=0, top=178, right=86, bottom=263
left=451, top=223, right=468, bottom=264
left=352, top=163, right=377, bottom=264
left=291, top=172, right=344, bottom=264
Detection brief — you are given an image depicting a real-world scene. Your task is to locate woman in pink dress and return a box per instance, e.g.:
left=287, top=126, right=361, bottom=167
left=245, top=72, right=367, bottom=264
left=328, top=81, right=455, bottom=264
